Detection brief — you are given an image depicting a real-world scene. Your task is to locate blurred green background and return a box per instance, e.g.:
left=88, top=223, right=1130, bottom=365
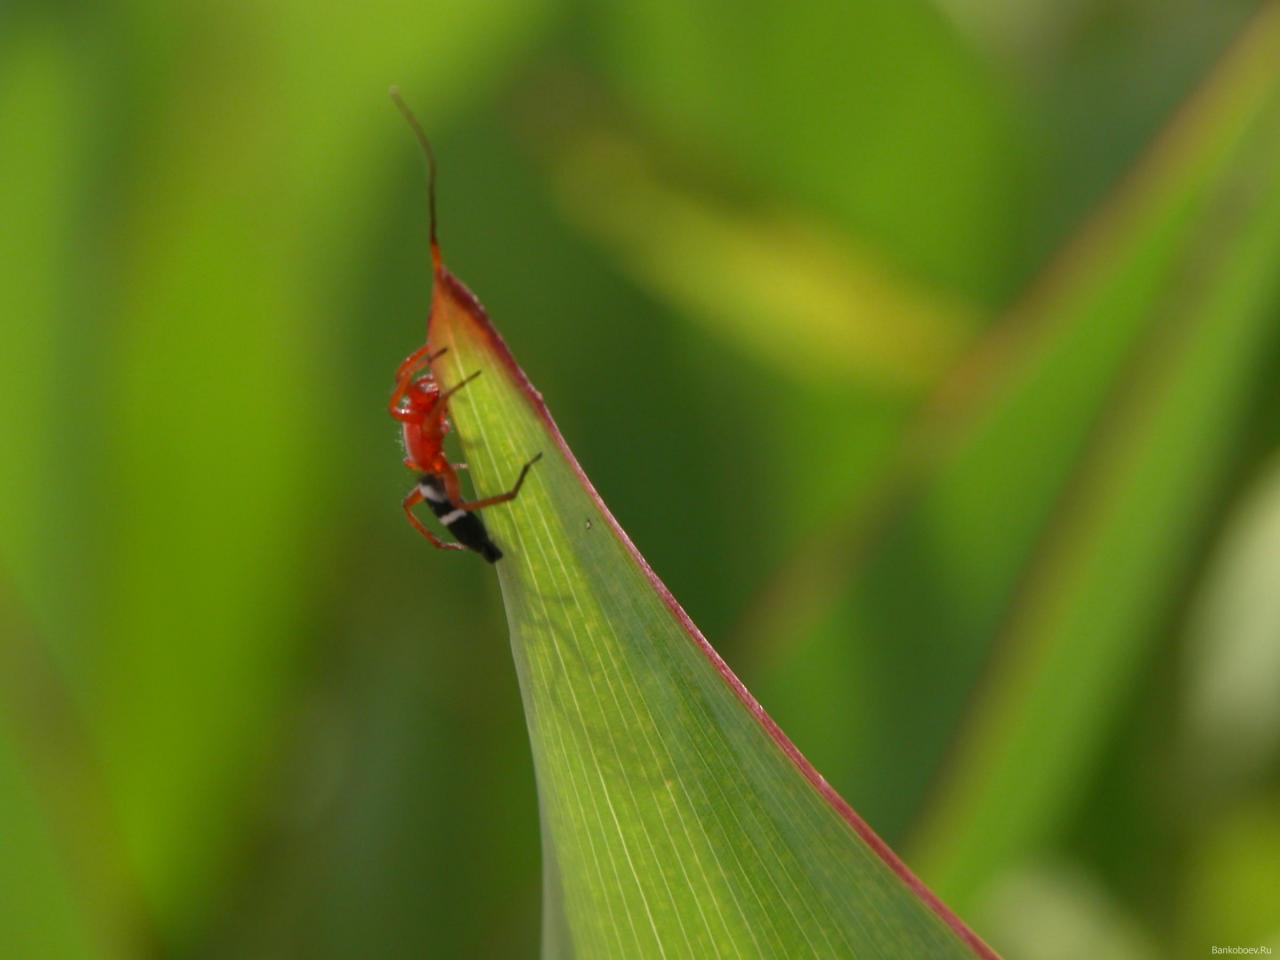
left=3, top=1, right=1280, bottom=957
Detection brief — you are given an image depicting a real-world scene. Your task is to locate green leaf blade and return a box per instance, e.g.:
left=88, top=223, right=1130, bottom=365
left=427, top=271, right=996, bottom=958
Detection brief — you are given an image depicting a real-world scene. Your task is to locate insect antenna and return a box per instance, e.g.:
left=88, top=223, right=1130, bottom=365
left=389, top=85, right=440, bottom=261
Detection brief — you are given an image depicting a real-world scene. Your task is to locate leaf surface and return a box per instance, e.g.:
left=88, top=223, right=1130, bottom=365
left=423, top=262, right=997, bottom=958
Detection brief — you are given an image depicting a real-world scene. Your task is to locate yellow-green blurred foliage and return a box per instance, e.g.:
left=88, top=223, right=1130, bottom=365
left=2, top=1, right=1278, bottom=957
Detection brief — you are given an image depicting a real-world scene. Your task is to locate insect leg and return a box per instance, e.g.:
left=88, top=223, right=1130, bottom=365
left=402, top=486, right=465, bottom=552
left=438, top=369, right=482, bottom=404
left=449, top=453, right=543, bottom=512
left=430, top=370, right=483, bottom=429
left=389, top=345, right=450, bottom=414
left=395, top=344, right=449, bottom=382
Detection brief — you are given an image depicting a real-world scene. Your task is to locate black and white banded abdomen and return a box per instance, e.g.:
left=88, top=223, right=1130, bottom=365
left=418, top=474, right=503, bottom=563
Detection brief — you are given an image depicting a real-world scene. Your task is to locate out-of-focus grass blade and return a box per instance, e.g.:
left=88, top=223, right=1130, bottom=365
left=0, top=592, right=138, bottom=960
left=426, top=265, right=998, bottom=958
left=1181, top=797, right=1280, bottom=950
left=1183, top=454, right=1280, bottom=788
left=0, top=732, right=92, bottom=960
left=600, top=0, right=1024, bottom=299
left=729, top=3, right=1280, bottom=916
left=0, top=8, right=81, bottom=653
left=745, top=3, right=1280, bottom=857
left=0, top=26, right=113, bottom=960
left=546, top=124, right=979, bottom=394
left=973, top=863, right=1157, bottom=960
left=1179, top=457, right=1280, bottom=947
left=912, top=8, right=1280, bottom=903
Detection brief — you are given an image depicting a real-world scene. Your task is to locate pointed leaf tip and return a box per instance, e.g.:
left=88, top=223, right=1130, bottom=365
left=422, top=256, right=999, bottom=958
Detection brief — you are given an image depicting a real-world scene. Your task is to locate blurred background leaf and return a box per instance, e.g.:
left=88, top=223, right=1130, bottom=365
left=1, top=0, right=1278, bottom=957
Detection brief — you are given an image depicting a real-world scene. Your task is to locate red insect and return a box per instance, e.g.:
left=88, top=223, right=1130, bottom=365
left=388, top=88, right=541, bottom=563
